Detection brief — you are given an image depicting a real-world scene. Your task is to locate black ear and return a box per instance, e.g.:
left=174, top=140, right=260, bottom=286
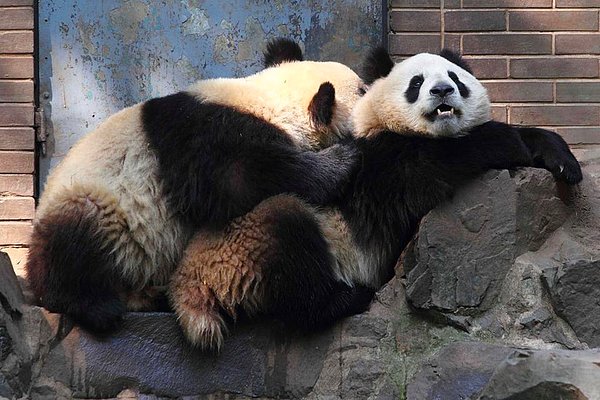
left=361, top=47, right=394, bottom=85
left=439, top=49, right=473, bottom=74
left=263, top=38, right=304, bottom=68
left=308, top=82, right=335, bottom=128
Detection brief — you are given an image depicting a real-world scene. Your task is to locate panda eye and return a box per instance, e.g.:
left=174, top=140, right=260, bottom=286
left=409, top=75, right=424, bottom=88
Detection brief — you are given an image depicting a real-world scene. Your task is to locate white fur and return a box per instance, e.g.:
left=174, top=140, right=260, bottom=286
left=189, top=60, right=363, bottom=149
left=353, top=53, right=490, bottom=138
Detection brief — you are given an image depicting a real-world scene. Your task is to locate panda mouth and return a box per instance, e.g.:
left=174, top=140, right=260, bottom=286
left=425, top=104, right=461, bottom=121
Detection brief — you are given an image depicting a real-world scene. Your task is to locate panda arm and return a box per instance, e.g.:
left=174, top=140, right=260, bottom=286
left=514, top=126, right=582, bottom=184
left=464, top=121, right=581, bottom=184
left=142, top=93, right=358, bottom=230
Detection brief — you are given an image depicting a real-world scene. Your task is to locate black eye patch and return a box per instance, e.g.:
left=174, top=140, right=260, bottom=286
left=405, top=74, right=424, bottom=104
left=448, top=71, right=470, bottom=98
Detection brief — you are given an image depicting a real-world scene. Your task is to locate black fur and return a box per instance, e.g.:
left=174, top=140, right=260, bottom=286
left=263, top=38, right=303, bottom=68
left=142, top=92, right=358, bottom=230
left=262, top=198, right=374, bottom=329
left=308, top=82, right=335, bottom=128
left=361, top=47, right=394, bottom=85
left=447, top=71, right=470, bottom=98
left=27, top=205, right=125, bottom=333
left=439, top=49, right=473, bottom=74
left=405, top=74, right=424, bottom=103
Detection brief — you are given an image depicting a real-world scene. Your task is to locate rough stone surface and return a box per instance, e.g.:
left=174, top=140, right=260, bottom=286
left=1, top=151, right=600, bottom=399
left=403, top=158, right=600, bottom=350
left=478, top=348, right=600, bottom=399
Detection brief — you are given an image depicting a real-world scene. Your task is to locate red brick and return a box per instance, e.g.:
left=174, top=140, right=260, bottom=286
left=443, top=34, right=461, bottom=53
left=0, top=7, right=33, bottom=30
left=0, top=197, right=33, bottom=219
left=484, top=81, right=553, bottom=103
left=509, top=11, right=598, bottom=32
left=390, top=0, right=440, bottom=7
left=556, top=0, right=600, bottom=7
left=0, top=104, right=33, bottom=125
left=510, top=58, right=598, bottom=79
left=0, top=31, right=32, bottom=53
left=0, top=127, right=34, bottom=149
left=390, top=11, right=440, bottom=32
left=491, top=106, right=508, bottom=123
left=0, top=151, right=33, bottom=173
left=511, top=106, right=600, bottom=126
left=462, top=0, right=552, bottom=7
left=463, top=34, right=552, bottom=55
left=556, top=82, right=600, bottom=103
left=389, top=34, right=440, bottom=56
left=465, top=58, right=508, bottom=79
left=0, top=174, right=33, bottom=196
left=556, top=128, right=600, bottom=145
left=0, top=56, right=33, bottom=78
left=556, top=35, right=600, bottom=55
left=0, top=221, right=31, bottom=245
left=0, top=0, right=32, bottom=5
left=445, top=11, right=506, bottom=32
left=0, top=80, right=33, bottom=102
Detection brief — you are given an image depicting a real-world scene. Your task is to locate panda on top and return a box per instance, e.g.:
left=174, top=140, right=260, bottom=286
left=171, top=45, right=583, bottom=350
left=26, top=39, right=368, bottom=333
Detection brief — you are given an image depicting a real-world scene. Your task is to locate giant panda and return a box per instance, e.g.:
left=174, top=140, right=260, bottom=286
left=25, top=38, right=368, bottom=333
left=170, top=48, right=583, bottom=350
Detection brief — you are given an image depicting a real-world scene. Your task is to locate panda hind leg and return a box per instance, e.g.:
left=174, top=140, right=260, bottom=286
left=26, top=190, right=127, bottom=333
left=258, top=195, right=376, bottom=330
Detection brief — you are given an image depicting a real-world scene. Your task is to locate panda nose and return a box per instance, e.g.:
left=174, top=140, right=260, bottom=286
left=430, top=84, right=455, bottom=98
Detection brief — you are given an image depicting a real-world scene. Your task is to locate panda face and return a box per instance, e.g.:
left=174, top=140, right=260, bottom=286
left=354, top=52, right=490, bottom=138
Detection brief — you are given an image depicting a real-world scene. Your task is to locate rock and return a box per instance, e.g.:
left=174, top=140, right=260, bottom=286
left=0, top=252, right=24, bottom=318
left=403, top=164, right=600, bottom=349
left=407, top=342, right=514, bottom=400
left=543, top=260, right=600, bottom=348
left=478, top=348, right=600, bottom=400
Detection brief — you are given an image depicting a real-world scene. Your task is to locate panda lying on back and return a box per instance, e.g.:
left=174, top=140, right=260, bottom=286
left=171, top=47, right=582, bottom=350
left=26, top=39, right=366, bottom=333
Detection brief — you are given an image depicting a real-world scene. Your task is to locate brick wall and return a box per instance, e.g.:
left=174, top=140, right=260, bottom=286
left=0, top=0, right=35, bottom=274
left=389, top=0, right=600, bottom=146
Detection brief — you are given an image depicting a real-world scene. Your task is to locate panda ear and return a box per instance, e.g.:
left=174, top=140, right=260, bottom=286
left=439, top=49, right=473, bottom=74
left=263, top=38, right=304, bottom=68
left=308, top=82, right=336, bottom=128
left=361, top=47, right=394, bottom=85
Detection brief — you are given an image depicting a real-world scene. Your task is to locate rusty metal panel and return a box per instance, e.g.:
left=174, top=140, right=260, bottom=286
left=38, top=0, right=384, bottom=191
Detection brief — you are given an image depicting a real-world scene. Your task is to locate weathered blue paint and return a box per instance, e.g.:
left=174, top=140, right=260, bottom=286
left=38, top=0, right=383, bottom=190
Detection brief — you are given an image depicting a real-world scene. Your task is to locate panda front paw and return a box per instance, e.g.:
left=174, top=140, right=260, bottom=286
left=519, top=127, right=583, bottom=185
left=543, top=151, right=583, bottom=185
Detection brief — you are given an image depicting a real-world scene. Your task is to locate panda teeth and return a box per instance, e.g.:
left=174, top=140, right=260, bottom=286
left=436, top=107, right=455, bottom=116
